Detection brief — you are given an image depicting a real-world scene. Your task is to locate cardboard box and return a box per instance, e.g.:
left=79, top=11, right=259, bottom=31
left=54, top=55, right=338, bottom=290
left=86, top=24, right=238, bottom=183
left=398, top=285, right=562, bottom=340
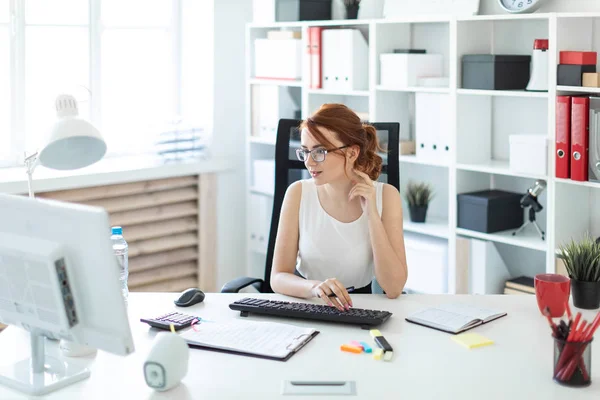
left=380, top=53, right=443, bottom=88
left=583, top=72, right=600, bottom=87
left=399, top=140, right=416, bottom=155
left=559, top=51, right=597, bottom=65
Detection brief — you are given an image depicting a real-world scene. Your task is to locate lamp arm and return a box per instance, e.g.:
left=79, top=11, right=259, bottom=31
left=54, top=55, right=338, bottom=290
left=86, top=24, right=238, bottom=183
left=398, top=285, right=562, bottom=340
left=24, top=152, right=40, bottom=199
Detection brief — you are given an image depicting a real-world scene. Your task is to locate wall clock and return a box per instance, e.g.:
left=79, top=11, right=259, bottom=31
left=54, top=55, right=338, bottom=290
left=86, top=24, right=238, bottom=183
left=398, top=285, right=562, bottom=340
left=497, top=0, right=546, bottom=13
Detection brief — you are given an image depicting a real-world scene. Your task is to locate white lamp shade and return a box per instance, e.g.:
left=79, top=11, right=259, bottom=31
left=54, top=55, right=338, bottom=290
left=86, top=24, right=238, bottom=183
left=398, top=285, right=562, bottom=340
left=38, top=94, right=107, bottom=170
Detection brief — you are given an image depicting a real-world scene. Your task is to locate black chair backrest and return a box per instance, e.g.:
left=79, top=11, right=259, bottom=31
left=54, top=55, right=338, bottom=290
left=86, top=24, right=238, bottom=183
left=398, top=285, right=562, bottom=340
left=260, top=119, right=400, bottom=293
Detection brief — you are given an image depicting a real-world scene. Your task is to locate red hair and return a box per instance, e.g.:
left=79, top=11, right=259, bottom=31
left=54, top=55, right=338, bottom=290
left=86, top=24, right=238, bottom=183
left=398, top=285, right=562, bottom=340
left=300, top=103, right=383, bottom=180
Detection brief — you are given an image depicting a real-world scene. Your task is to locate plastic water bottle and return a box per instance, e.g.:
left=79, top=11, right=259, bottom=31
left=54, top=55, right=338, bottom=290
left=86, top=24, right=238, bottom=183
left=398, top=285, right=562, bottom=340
left=111, top=226, right=129, bottom=306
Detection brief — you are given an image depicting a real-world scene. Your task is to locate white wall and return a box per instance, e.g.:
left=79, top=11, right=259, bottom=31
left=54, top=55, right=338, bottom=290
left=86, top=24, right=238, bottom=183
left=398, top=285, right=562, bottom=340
left=213, top=0, right=253, bottom=289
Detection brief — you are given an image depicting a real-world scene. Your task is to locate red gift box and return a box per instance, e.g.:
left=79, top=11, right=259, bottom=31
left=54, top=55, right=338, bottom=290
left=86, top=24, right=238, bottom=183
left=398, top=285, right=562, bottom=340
left=560, top=51, right=597, bottom=65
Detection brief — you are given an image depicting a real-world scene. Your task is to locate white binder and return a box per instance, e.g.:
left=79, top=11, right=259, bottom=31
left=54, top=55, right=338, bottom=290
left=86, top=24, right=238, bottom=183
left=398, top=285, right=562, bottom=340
left=252, top=85, right=298, bottom=140
left=415, top=93, right=451, bottom=164
left=321, top=29, right=368, bottom=91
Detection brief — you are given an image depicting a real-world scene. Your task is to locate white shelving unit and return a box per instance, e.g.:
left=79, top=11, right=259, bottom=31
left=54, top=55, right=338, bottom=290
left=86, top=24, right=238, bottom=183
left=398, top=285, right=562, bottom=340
left=245, top=12, right=600, bottom=294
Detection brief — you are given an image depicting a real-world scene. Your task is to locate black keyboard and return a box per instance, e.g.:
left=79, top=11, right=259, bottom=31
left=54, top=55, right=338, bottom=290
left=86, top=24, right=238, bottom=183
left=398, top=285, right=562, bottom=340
left=140, top=311, right=197, bottom=331
left=229, top=298, right=392, bottom=329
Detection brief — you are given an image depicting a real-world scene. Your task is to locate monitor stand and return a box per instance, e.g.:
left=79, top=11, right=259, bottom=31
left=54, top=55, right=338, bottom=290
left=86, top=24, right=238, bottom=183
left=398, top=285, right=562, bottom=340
left=0, top=332, right=90, bottom=396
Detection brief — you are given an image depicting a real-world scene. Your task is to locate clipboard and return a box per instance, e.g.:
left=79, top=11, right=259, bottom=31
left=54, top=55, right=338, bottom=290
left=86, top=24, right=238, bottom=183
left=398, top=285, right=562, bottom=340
left=186, top=330, right=320, bottom=362
left=179, top=318, right=320, bottom=362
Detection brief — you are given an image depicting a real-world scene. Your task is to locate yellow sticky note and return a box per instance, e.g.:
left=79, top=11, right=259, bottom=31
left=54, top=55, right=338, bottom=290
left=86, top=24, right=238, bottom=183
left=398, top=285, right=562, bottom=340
left=451, top=333, right=494, bottom=349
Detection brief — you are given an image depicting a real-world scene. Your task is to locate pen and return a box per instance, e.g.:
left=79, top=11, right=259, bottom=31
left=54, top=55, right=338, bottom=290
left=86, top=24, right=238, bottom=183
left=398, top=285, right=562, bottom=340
left=328, top=286, right=355, bottom=297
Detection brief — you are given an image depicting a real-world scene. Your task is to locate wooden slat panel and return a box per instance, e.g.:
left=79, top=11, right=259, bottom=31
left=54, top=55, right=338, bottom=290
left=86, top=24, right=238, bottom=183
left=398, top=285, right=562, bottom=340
left=133, top=276, right=199, bottom=292
left=110, top=201, right=197, bottom=226
left=128, top=233, right=198, bottom=258
left=39, top=176, right=198, bottom=202
left=123, top=217, right=198, bottom=242
left=129, top=262, right=197, bottom=288
left=199, top=174, right=217, bottom=292
left=82, top=187, right=198, bottom=213
left=129, top=247, right=198, bottom=273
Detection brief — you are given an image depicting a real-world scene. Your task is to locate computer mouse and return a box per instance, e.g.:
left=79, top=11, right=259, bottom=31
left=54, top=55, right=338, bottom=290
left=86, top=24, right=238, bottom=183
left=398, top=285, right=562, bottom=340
left=174, top=288, right=205, bottom=307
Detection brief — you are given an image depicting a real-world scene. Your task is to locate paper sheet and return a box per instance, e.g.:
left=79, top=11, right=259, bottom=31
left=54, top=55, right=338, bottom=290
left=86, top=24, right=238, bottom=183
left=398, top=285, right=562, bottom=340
left=180, top=319, right=315, bottom=359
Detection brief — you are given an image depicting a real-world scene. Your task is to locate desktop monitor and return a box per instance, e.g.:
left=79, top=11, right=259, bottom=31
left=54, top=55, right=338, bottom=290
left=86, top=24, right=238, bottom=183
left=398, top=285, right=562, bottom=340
left=0, top=193, right=135, bottom=395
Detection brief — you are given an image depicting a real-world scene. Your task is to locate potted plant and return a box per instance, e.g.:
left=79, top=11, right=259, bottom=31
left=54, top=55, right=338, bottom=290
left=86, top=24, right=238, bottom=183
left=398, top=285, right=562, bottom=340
left=558, top=234, right=600, bottom=309
left=344, top=0, right=361, bottom=19
left=404, top=181, right=433, bottom=223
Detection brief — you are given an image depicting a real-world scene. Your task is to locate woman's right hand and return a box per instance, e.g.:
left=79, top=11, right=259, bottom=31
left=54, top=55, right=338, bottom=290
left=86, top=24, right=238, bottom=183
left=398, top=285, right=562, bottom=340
left=311, top=279, right=353, bottom=311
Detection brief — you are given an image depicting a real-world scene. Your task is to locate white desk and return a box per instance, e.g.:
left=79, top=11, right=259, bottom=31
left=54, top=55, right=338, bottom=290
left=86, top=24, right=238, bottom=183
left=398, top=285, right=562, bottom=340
left=0, top=293, right=598, bottom=399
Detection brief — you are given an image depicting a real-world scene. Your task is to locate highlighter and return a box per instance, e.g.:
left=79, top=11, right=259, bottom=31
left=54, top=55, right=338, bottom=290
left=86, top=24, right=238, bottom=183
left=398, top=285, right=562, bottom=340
left=370, top=329, right=393, bottom=361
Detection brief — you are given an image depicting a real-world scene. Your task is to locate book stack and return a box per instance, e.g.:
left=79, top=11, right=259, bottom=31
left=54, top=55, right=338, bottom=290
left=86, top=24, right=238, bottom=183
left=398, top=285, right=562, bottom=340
left=503, top=276, right=535, bottom=295
left=155, top=123, right=208, bottom=162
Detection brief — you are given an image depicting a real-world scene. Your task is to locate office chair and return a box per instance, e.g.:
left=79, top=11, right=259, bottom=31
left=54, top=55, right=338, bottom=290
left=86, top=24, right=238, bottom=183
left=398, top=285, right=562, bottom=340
left=221, top=118, right=400, bottom=294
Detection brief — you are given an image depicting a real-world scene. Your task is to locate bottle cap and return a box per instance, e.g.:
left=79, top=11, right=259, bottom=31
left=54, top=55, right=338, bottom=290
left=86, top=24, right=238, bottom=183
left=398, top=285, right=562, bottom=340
left=534, top=39, right=549, bottom=50
left=112, top=226, right=123, bottom=235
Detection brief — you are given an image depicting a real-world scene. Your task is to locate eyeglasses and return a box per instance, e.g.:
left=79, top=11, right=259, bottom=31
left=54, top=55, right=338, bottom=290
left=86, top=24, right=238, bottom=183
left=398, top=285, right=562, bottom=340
left=296, top=146, right=349, bottom=163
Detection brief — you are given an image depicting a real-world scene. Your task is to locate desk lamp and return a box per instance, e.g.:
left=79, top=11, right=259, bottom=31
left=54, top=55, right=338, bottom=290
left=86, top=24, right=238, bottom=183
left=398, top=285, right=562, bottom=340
left=24, top=93, right=106, bottom=355
left=24, top=94, right=106, bottom=198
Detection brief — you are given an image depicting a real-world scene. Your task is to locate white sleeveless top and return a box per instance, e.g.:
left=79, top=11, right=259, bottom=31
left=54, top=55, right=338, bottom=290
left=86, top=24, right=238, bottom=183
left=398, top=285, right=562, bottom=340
left=296, top=179, right=384, bottom=289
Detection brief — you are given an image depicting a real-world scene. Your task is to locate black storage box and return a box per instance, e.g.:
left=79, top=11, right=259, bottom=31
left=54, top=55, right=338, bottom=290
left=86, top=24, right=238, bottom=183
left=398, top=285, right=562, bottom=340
left=462, top=54, right=531, bottom=90
left=457, top=190, right=524, bottom=233
left=557, top=64, right=597, bottom=86
left=276, top=0, right=332, bottom=21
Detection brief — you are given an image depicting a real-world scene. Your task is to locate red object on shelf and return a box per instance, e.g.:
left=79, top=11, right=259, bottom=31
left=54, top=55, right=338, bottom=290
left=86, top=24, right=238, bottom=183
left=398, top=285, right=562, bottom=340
left=534, top=39, right=549, bottom=50
left=570, top=96, right=590, bottom=181
left=555, top=95, right=571, bottom=179
left=559, top=51, right=597, bottom=65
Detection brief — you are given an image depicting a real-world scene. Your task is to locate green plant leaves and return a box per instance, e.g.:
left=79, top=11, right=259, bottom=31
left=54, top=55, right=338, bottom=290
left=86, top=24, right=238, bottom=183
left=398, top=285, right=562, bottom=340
left=404, top=180, right=434, bottom=207
left=558, top=233, right=600, bottom=282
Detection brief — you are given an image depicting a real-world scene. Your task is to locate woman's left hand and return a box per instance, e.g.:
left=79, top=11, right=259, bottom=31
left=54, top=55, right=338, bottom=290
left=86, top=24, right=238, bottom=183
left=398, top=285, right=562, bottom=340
left=349, top=169, right=377, bottom=215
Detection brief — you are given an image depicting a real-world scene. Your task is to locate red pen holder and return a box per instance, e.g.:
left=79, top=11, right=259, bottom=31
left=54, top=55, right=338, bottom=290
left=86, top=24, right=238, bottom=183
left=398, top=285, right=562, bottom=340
left=553, top=336, right=593, bottom=387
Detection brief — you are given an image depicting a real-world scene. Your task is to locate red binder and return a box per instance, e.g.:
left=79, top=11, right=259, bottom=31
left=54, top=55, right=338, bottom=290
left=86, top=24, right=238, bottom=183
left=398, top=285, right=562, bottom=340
left=571, top=96, right=590, bottom=181
left=308, top=27, right=322, bottom=89
left=556, top=95, right=571, bottom=179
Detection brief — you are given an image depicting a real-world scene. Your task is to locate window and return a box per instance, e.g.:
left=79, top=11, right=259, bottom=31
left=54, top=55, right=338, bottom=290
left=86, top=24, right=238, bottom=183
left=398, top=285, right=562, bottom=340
left=100, top=0, right=175, bottom=155
left=24, top=0, right=89, bottom=153
left=0, top=0, right=10, bottom=163
left=0, top=0, right=213, bottom=167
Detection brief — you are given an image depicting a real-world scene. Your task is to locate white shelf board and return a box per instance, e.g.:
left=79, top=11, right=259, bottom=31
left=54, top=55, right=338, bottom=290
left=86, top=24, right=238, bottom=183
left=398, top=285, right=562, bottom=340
left=457, top=88, right=548, bottom=98
left=399, top=155, right=449, bottom=168
left=376, top=85, right=450, bottom=93
left=249, top=136, right=276, bottom=145
left=376, top=15, right=451, bottom=24
left=557, top=85, right=600, bottom=94
left=455, top=227, right=547, bottom=252
left=554, top=178, right=600, bottom=189
left=457, top=13, right=552, bottom=21
left=249, top=78, right=303, bottom=87
left=556, top=12, right=600, bottom=19
left=307, top=88, right=370, bottom=96
left=456, top=160, right=548, bottom=180
left=250, top=187, right=274, bottom=197
left=247, top=21, right=304, bottom=29
left=403, top=217, right=449, bottom=239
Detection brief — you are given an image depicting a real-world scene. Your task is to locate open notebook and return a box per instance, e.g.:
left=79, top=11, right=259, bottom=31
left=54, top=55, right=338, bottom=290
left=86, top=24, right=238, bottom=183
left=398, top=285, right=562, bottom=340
left=405, top=303, right=507, bottom=334
left=179, top=318, right=319, bottom=362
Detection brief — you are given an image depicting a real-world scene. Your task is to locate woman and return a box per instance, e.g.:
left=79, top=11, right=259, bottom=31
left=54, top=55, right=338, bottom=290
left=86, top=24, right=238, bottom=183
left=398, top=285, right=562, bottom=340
left=270, top=103, right=408, bottom=311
